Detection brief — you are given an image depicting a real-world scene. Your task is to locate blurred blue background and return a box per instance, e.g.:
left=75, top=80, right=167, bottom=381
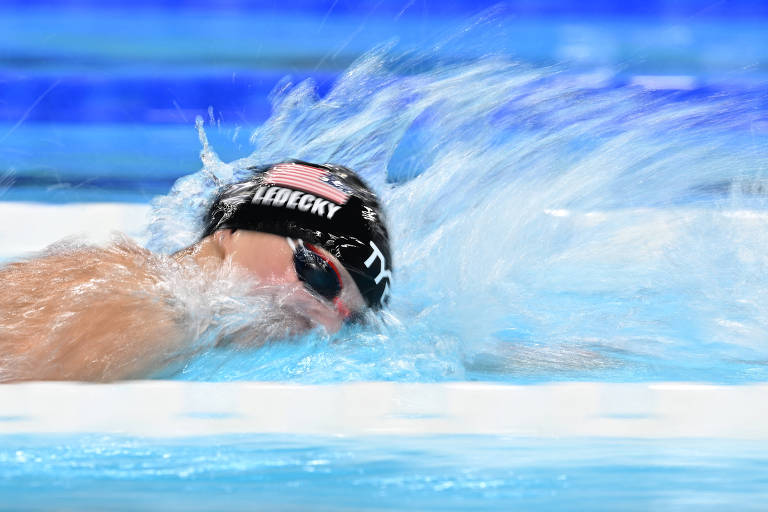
left=1, top=0, right=767, bottom=201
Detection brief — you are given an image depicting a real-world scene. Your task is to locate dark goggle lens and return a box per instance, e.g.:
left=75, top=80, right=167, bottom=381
left=293, top=246, right=342, bottom=301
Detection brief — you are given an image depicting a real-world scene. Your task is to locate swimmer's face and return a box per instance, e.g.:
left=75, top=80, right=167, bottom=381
left=212, top=229, right=366, bottom=333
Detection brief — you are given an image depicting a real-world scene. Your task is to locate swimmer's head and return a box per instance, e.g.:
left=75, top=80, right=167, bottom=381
left=201, top=161, right=392, bottom=320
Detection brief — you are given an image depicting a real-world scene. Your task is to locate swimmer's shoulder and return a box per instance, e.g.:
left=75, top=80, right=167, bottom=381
left=1, top=236, right=161, bottom=286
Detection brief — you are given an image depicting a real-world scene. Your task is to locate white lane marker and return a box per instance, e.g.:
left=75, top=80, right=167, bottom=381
left=0, top=381, right=767, bottom=439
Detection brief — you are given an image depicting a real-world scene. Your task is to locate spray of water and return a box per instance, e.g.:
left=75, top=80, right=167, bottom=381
left=148, top=41, right=768, bottom=383
left=0, top=171, right=13, bottom=197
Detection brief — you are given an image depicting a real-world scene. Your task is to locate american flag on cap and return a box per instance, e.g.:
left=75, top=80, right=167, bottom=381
left=265, top=163, right=350, bottom=204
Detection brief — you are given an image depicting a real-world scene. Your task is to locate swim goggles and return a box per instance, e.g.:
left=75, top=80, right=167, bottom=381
left=286, top=238, right=353, bottom=319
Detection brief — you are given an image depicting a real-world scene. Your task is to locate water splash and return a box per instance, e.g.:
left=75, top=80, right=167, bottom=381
left=0, top=171, right=13, bottom=197
left=150, top=45, right=768, bottom=383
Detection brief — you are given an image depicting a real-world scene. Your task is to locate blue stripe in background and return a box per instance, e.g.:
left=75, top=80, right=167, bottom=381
left=5, top=0, right=768, bottom=17
left=1, top=0, right=767, bottom=202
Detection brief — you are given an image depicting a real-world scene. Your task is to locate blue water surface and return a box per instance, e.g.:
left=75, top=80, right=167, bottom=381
left=2, top=434, right=768, bottom=511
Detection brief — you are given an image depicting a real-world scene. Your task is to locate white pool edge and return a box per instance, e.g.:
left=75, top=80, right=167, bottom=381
left=0, top=202, right=150, bottom=260
left=1, top=381, right=766, bottom=439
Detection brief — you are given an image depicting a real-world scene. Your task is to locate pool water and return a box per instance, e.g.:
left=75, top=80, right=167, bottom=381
left=2, top=1, right=768, bottom=510
left=4, top=435, right=768, bottom=512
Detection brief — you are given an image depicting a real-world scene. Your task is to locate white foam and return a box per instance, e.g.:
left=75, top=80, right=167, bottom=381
left=0, top=202, right=150, bottom=259
left=0, top=382, right=766, bottom=438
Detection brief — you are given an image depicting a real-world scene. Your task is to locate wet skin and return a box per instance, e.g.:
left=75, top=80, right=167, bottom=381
left=0, top=231, right=365, bottom=382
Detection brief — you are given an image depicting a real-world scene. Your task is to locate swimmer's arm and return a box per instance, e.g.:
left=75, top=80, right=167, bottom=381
left=0, top=243, right=190, bottom=382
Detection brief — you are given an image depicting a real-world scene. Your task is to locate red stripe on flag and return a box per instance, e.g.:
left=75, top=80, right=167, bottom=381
left=269, top=170, right=330, bottom=182
left=268, top=177, right=348, bottom=204
left=272, top=163, right=326, bottom=176
left=266, top=168, right=349, bottom=203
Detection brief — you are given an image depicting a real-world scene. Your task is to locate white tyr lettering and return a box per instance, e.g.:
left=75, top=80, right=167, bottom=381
left=363, top=241, right=392, bottom=285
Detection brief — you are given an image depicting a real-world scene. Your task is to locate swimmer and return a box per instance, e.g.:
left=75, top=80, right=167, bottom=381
left=0, top=161, right=392, bottom=382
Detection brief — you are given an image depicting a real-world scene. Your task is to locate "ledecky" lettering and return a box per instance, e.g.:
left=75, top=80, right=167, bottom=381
left=251, top=186, right=342, bottom=220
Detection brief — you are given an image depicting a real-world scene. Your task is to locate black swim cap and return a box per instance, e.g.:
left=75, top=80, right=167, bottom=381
left=201, top=160, right=392, bottom=310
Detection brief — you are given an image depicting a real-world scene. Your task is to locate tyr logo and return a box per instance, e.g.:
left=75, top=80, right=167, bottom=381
left=363, top=241, right=392, bottom=302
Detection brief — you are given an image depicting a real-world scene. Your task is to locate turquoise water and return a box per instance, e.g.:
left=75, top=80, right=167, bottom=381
left=2, top=435, right=768, bottom=511
left=2, top=2, right=768, bottom=510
